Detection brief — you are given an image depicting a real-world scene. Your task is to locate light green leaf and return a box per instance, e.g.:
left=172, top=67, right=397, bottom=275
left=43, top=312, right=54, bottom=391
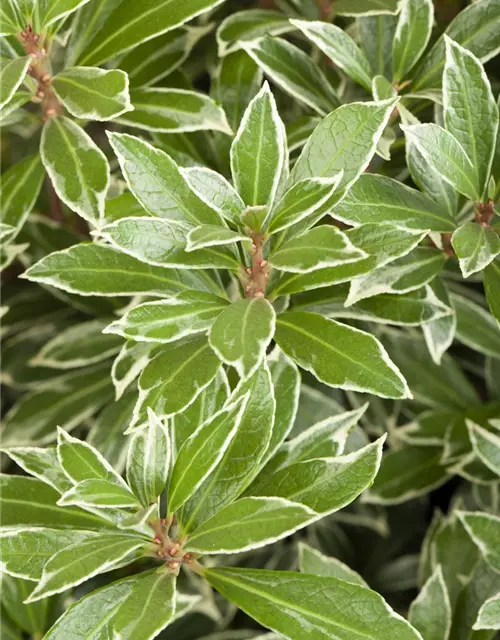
left=77, top=0, right=226, bottom=66
left=451, top=222, right=500, bottom=278
left=372, top=75, right=397, bottom=101
left=1, top=446, right=72, bottom=494
left=422, top=278, right=456, bottom=365
left=287, top=115, right=322, bottom=153
left=291, top=20, right=373, bottom=91
left=0, top=223, right=15, bottom=242
left=401, top=123, right=480, bottom=201
left=408, top=565, right=451, bottom=640
left=58, top=479, right=141, bottom=508
left=474, top=592, right=500, bottom=630
left=52, top=67, right=132, bottom=121
left=231, top=82, right=286, bottom=208
left=275, top=311, right=410, bottom=399
left=41, top=117, right=109, bottom=225
left=392, top=0, right=433, bottom=82
left=333, top=174, right=456, bottom=232
left=203, top=567, right=421, bottom=640
left=0, top=56, right=31, bottom=110
left=298, top=543, right=368, bottom=586
left=241, top=36, right=339, bottom=116
left=126, top=409, right=170, bottom=507
left=209, top=298, right=276, bottom=379
left=22, top=243, right=215, bottom=297
left=114, top=570, right=176, bottom=639
left=107, top=132, right=222, bottom=227
left=468, top=421, right=500, bottom=478
left=217, top=10, right=293, bottom=56
left=133, top=336, right=221, bottom=425
left=111, top=341, right=156, bottom=400
left=186, top=225, right=249, bottom=251
left=452, top=293, right=500, bottom=359
left=118, top=88, right=232, bottom=134
left=168, top=395, right=248, bottom=514
left=38, top=0, right=91, bottom=27
left=270, top=226, right=367, bottom=273
left=186, top=496, right=317, bottom=555
left=106, top=291, right=228, bottom=344
left=333, top=0, right=400, bottom=15
left=0, top=1, right=24, bottom=35
left=459, top=511, right=500, bottom=573
left=26, top=533, right=146, bottom=602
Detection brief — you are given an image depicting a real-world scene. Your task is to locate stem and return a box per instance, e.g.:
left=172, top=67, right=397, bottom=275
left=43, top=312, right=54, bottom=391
left=475, top=199, right=495, bottom=227
left=242, top=232, right=270, bottom=298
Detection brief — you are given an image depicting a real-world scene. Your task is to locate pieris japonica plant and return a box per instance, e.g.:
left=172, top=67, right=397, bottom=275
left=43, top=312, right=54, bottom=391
left=1, top=0, right=500, bottom=638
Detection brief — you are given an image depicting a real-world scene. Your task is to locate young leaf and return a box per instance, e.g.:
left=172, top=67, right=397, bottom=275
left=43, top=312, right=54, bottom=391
left=209, top=298, right=276, bottom=379
left=451, top=222, right=500, bottom=278
left=291, top=20, right=373, bottom=91
left=38, top=0, right=91, bottom=27
left=275, top=311, right=410, bottom=399
left=203, top=567, right=422, bottom=640
left=51, top=67, right=132, bottom=121
left=0, top=56, right=32, bottom=110
left=408, top=565, right=452, bottom=640
left=459, top=512, right=500, bottom=573
left=298, top=543, right=368, bottom=587
left=186, top=225, right=249, bottom=251
left=468, top=421, right=500, bottom=477
left=126, top=409, right=171, bottom=507
left=217, top=9, right=293, bottom=56
left=57, top=479, right=141, bottom=508
left=392, top=0, right=434, bottom=82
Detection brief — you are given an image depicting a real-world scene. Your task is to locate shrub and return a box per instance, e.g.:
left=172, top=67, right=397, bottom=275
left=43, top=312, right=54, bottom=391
left=1, top=0, right=500, bottom=638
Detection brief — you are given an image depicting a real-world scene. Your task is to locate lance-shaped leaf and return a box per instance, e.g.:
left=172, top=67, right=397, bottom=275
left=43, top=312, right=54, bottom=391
left=112, top=342, right=156, bottom=401
left=474, top=593, right=500, bottom=630
left=1, top=446, right=72, bottom=494
left=402, top=124, right=480, bottom=201
left=408, top=565, right=451, bottom=640
left=422, top=278, right=456, bottom=365
left=242, top=37, right=339, bottom=116
left=133, top=336, right=221, bottom=425
left=118, top=88, right=232, bottom=134
left=77, top=0, right=226, bottom=65
left=459, top=512, right=500, bottom=573
left=114, top=570, right=176, bottom=639
left=186, top=225, right=249, bottom=251
left=270, top=226, right=367, bottom=273
left=181, top=167, right=246, bottom=225
left=0, top=0, right=24, bottom=35
left=0, top=55, right=31, bottom=110
left=99, top=217, right=238, bottom=269
left=22, top=244, right=216, bottom=297
left=217, top=10, right=293, bottom=56
left=290, top=99, right=398, bottom=190
left=26, top=533, right=146, bottom=602
left=451, top=222, right=500, bottom=278
left=333, top=174, right=455, bottom=232
left=168, top=395, right=248, bottom=514
left=107, top=132, right=222, bottom=227
left=298, top=543, right=368, bottom=586
left=334, top=0, right=400, bottom=14
left=0, top=154, right=45, bottom=239
left=468, top=421, right=500, bottom=478
left=203, top=567, right=421, bottom=640
left=392, top=0, right=433, bottom=82
left=275, top=311, right=410, bottom=399
left=485, top=259, right=500, bottom=324
left=38, top=0, right=92, bottom=27
left=185, top=496, right=317, bottom=555
left=230, top=82, right=286, bottom=208
left=106, top=291, right=229, bottom=344
left=58, top=479, right=140, bottom=508
left=126, top=409, right=170, bottom=507
left=452, top=293, right=500, bottom=359
left=1, top=574, right=49, bottom=637
left=209, top=298, right=276, bottom=379
left=292, top=20, right=373, bottom=91
left=444, top=36, right=499, bottom=195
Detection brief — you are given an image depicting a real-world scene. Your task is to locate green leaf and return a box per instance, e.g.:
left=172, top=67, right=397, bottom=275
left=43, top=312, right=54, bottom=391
left=443, top=36, right=499, bottom=194
left=401, top=124, right=480, bottom=201
left=365, top=446, right=449, bottom=505
left=241, top=36, right=339, bottom=116
left=451, top=222, right=500, bottom=278
left=209, top=298, right=276, bottom=379
left=107, top=132, right=222, bottom=227
left=298, top=543, right=368, bottom=586
left=168, top=395, right=248, bottom=514
left=468, top=421, right=500, bottom=478
left=41, top=117, right=109, bottom=225
left=0, top=1, right=24, bottom=35
left=181, top=167, right=246, bottom=225
left=452, top=293, right=500, bottom=359
left=275, top=311, right=409, bottom=399
left=77, top=0, right=226, bottom=66
left=1, top=446, right=72, bottom=494
left=333, top=174, right=456, bottom=232
left=112, top=341, right=156, bottom=400
left=217, top=10, right=293, bottom=57
left=422, top=279, right=456, bottom=365
left=133, top=336, right=221, bottom=425
left=459, top=512, right=500, bottom=573
left=0, top=56, right=31, bottom=110
left=118, top=88, right=232, bottom=134
left=333, top=0, right=400, bottom=15
left=186, top=225, right=249, bottom=251
left=267, top=175, right=343, bottom=235
left=186, top=496, right=317, bottom=554
left=38, top=0, right=91, bottom=27
left=114, top=570, right=176, bottom=639
left=291, top=20, right=373, bottom=91
left=99, top=217, right=238, bottom=269
left=0, top=154, right=45, bottom=239
left=231, top=82, right=286, bottom=208
left=106, top=291, right=228, bottom=344
left=126, top=409, right=171, bottom=507
left=484, top=258, right=500, bottom=324
left=58, top=478, right=141, bottom=508
left=0, top=528, right=96, bottom=581
left=408, top=565, right=451, bottom=640
left=290, top=99, right=397, bottom=190
left=1, top=575, right=48, bottom=637
left=52, top=67, right=132, bottom=121
left=474, top=593, right=500, bottom=630
left=203, top=567, right=422, bottom=640
left=26, top=533, right=146, bottom=602
left=22, top=243, right=215, bottom=297
left=270, top=226, right=367, bottom=273
left=392, top=0, right=433, bottom=82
